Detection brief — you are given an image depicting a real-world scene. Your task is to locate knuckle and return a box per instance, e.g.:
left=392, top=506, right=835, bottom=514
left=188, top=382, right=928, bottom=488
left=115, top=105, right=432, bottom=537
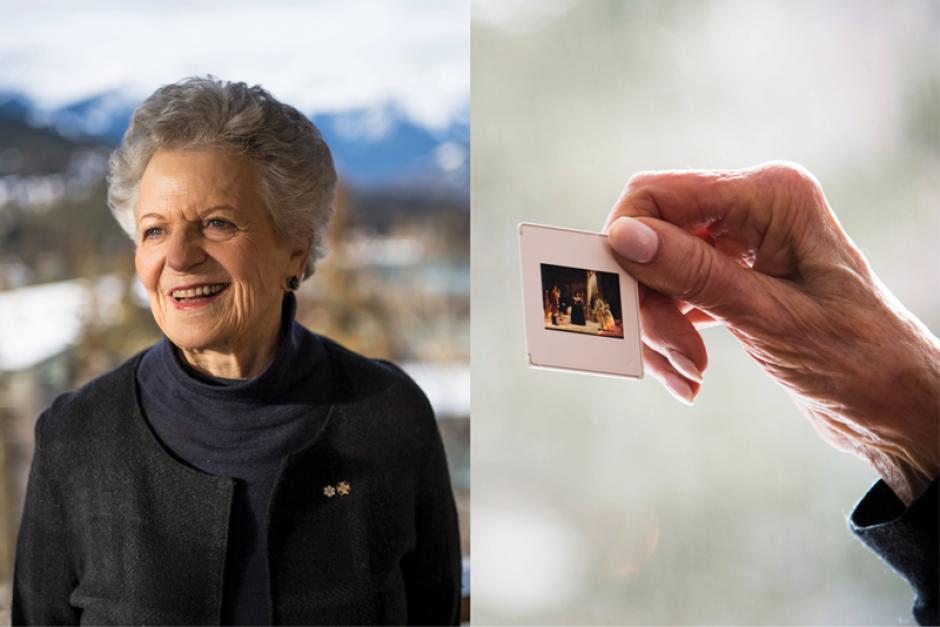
left=759, top=161, right=823, bottom=197
left=623, top=170, right=658, bottom=195
left=614, top=171, right=665, bottom=222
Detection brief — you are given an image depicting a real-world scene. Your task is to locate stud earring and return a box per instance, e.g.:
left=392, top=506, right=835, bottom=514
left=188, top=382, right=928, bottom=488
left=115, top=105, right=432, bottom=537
left=288, top=276, right=300, bottom=290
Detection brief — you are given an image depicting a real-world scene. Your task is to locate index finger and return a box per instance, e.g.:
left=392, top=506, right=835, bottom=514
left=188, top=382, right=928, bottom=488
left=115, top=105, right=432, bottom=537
left=603, top=162, right=827, bottom=274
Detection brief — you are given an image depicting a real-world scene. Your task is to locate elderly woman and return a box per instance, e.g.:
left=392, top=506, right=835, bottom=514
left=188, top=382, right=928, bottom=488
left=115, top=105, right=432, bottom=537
left=12, top=76, right=461, bottom=626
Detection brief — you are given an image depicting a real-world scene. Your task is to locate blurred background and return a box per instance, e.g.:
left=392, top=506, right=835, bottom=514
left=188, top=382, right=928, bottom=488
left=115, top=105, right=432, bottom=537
left=472, top=0, right=936, bottom=624
left=0, top=1, right=469, bottom=621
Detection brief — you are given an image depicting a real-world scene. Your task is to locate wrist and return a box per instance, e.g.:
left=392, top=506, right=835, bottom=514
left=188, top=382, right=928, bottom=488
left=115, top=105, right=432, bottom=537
left=848, top=293, right=940, bottom=477
left=861, top=324, right=939, bottom=504
left=863, top=448, right=935, bottom=506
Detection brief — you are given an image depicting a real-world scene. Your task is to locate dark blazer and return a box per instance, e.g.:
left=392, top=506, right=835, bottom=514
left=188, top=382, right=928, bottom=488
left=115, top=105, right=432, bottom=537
left=12, top=338, right=462, bottom=626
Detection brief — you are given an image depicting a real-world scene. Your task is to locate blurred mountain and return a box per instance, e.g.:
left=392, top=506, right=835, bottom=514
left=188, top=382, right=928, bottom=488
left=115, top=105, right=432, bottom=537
left=314, top=105, right=469, bottom=192
left=47, top=90, right=137, bottom=146
left=0, top=89, right=469, bottom=192
left=0, top=93, right=34, bottom=124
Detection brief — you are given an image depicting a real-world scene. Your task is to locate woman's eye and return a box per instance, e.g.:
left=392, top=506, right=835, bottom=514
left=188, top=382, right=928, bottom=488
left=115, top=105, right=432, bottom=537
left=206, top=218, right=235, bottom=231
left=142, top=226, right=163, bottom=239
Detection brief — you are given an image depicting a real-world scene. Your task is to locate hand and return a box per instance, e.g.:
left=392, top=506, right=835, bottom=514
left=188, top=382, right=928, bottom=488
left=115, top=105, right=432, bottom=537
left=604, top=162, right=940, bottom=504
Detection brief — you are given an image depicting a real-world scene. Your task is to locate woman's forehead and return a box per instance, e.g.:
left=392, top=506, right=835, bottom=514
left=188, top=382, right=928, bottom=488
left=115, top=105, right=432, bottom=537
left=138, top=149, right=261, bottom=217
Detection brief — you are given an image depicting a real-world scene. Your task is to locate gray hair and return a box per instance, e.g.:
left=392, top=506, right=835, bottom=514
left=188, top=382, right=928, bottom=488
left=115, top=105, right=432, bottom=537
left=107, top=75, right=337, bottom=279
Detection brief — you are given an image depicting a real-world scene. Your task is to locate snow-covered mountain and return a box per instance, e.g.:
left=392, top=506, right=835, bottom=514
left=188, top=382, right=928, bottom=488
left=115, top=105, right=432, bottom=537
left=0, top=90, right=468, bottom=191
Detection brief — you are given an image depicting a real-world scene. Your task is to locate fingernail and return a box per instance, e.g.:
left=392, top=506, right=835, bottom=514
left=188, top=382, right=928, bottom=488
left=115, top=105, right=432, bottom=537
left=664, top=372, right=695, bottom=406
left=608, top=217, right=659, bottom=263
left=667, top=349, right=704, bottom=383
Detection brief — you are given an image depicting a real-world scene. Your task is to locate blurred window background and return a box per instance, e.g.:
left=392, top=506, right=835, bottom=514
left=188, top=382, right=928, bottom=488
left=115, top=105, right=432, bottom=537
left=471, top=0, right=936, bottom=624
left=0, top=1, right=469, bottom=622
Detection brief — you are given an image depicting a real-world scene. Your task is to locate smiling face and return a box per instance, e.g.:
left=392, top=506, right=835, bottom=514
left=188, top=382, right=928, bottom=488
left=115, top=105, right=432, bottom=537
left=135, top=148, right=308, bottom=354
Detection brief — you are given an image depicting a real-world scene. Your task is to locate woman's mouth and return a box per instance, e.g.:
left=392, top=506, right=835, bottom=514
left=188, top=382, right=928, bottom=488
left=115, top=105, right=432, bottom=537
left=170, top=283, right=231, bottom=309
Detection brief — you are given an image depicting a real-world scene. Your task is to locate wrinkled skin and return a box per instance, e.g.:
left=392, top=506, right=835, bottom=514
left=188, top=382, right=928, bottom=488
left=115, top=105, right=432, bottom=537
left=604, top=162, right=939, bottom=504
left=135, top=149, right=309, bottom=379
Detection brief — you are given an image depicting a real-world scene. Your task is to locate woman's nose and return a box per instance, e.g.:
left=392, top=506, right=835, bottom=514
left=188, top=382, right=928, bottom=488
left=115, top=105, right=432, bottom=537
left=166, top=227, right=207, bottom=271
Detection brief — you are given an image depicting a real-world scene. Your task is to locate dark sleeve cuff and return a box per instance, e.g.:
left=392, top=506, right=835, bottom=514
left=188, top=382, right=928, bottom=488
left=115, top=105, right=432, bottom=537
left=850, top=477, right=939, bottom=626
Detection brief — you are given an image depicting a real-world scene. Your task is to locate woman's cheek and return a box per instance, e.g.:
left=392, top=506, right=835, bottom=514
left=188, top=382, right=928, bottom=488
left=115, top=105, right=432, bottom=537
left=230, top=283, right=253, bottom=330
left=134, top=246, right=172, bottom=334
left=134, top=246, right=161, bottom=291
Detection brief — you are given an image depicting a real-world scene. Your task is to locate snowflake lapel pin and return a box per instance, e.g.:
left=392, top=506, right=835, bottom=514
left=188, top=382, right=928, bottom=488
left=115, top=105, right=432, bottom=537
left=323, top=481, right=351, bottom=498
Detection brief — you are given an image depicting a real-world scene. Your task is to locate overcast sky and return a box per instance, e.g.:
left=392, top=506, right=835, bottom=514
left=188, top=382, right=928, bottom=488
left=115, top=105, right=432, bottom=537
left=0, top=0, right=468, bottom=129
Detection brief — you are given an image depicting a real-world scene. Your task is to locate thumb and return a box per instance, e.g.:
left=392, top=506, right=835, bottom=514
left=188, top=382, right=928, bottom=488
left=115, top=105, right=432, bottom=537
left=607, top=216, right=763, bottom=321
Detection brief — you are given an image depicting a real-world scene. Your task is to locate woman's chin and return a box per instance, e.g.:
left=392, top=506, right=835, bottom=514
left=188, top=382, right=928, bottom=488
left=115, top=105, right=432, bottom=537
left=164, top=328, right=228, bottom=353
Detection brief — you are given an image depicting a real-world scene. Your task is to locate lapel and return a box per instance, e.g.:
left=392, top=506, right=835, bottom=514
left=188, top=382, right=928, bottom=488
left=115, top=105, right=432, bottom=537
left=264, top=339, right=413, bottom=624
left=69, top=353, right=235, bottom=625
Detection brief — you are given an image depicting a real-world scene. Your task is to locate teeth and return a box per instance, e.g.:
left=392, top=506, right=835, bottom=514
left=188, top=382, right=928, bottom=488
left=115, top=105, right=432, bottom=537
left=172, top=284, right=227, bottom=299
